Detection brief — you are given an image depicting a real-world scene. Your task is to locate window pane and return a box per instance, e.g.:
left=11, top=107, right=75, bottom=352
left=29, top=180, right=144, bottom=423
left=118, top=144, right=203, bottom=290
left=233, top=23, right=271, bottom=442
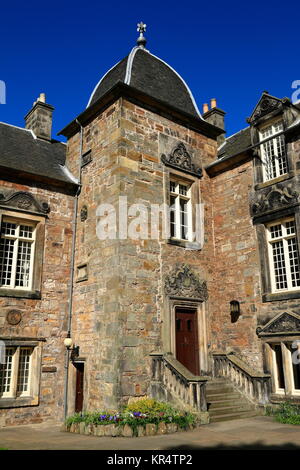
left=261, top=121, right=287, bottom=181
left=275, top=135, right=288, bottom=176
left=287, top=237, right=300, bottom=288
left=274, top=121, right=283, bottom=133
left=271, top=240, right=288, bottom=290
left=19, top=225, right=33, bottom=239
left=261, top=125, right=273, bottom=139
left=263, top=140, right=276, bottom=180
left=0, top=219, right=35, bottom=290
left=180, top=198, right=188, bottom=240
left=1, top=222, right=17, bottom=236
left=15, top=241, right=32, bottom=288
left=0, top=238, right=15, bottom=286
left=286, top=220, right=296, bottom=235
left=17, top=348, right=32, bottom=394
left=270, top=224, right=282, bottom=239
left=170, top=181, right=176, bottom=193
left=274, top=344, right=285, bottom=389
left=170, top=195, right=176, bottom=237
left=179, top=184, right=187, bottom=196
left=0, top=347, right=15, bottom=394
left=287, top=343, right=300, bottom=391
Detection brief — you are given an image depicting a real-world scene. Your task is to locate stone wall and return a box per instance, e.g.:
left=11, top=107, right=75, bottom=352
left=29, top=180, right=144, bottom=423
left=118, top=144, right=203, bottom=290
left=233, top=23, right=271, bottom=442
left=0, top=179, right=74, bottom=426
left=66, top=98, right=217, bottom=412
left=209, top=136, right=300, bottom=371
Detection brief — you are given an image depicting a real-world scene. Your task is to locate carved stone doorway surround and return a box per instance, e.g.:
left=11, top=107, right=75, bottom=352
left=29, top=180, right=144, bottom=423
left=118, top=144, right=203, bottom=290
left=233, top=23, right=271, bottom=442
left=163, top=265, right=209, bottom=375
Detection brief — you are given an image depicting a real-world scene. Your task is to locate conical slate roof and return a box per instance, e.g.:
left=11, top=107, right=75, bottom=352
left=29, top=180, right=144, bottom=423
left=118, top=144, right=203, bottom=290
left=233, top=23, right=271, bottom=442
left=87, top=46, right=202, bottom=119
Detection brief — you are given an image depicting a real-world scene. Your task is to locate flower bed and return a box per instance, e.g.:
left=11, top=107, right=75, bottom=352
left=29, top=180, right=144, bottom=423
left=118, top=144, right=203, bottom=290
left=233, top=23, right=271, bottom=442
left=62, top=398, right=197, bottom=437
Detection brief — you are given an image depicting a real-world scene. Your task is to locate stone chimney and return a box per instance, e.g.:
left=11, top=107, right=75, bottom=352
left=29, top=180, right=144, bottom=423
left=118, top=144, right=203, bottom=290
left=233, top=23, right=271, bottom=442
left=202, top=98, right=226, bottom=146
left=24, top=93, right=54, bottom=141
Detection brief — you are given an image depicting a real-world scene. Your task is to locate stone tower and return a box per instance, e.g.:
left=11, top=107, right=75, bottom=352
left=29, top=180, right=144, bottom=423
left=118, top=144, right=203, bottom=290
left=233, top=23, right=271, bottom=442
left=59, top=24, right=222, bottom=414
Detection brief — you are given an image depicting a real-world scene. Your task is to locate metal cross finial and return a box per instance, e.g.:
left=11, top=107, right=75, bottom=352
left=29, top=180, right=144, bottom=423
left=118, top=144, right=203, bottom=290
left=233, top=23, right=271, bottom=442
left=136, top=22, right=147, bottom=48
left=137, top=22, right=146, bottom=34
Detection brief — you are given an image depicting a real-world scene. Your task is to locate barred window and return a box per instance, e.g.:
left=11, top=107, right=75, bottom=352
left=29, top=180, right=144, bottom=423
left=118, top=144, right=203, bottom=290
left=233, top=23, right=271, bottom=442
left=260, top=121, right=288, bottom=181
left=0, top=218, right=36, bottom=290
left=169, top=181, right=192, bottom=241
left=267, top=218, right=300, bottom=292
left=0, top=346, right=33, bottom=398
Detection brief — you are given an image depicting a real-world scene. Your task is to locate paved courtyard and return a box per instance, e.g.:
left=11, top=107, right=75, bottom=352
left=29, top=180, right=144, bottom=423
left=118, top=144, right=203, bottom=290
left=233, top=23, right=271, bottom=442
left=0, top=416, right=300, bottom=450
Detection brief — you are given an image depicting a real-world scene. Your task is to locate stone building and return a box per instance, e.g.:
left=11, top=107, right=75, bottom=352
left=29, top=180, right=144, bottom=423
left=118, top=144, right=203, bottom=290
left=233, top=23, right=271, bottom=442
left=1, top=26, right=300, bottom=426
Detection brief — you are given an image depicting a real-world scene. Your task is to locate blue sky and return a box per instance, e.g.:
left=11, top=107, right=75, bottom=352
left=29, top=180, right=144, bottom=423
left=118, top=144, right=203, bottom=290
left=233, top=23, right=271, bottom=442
left=0, top=0, right=299, bottom=141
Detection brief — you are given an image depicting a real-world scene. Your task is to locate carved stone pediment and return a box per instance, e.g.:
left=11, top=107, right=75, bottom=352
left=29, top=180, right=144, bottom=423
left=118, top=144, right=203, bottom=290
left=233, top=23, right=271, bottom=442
left=161, top=142, right=202, bottom=177
left=247, top=93, right=283, bottom=124
left=164, top=264, right=208, bottom=300
left=257, top=311, right=300, bottom=337
left=0, top=191, right=50, bottom=215
left=250, top=183, right=299, bottom=218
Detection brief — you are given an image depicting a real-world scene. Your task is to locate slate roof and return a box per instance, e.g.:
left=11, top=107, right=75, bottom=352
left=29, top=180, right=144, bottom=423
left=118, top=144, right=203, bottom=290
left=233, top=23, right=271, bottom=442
left=0, top=122, right=78, bottom=185
left=217, top=127, right=252, bottom=159
left=87, top=47, right=202, bottom=119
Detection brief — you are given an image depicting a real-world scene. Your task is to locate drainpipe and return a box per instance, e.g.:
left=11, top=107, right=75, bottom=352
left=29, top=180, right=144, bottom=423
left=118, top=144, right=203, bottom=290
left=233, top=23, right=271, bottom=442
left=63, top=118, right=83, bottom=419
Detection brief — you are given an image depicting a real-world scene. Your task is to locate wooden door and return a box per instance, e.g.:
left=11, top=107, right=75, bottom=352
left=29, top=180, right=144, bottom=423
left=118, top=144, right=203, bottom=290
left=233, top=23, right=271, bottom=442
left=175, top=308, right=200, bottom=375
left=75, top=363, right=84, bottom=413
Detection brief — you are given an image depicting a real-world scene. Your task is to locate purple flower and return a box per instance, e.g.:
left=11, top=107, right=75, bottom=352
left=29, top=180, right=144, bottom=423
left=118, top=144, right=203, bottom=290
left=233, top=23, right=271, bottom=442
left=133, top=412, right=142, bottom=417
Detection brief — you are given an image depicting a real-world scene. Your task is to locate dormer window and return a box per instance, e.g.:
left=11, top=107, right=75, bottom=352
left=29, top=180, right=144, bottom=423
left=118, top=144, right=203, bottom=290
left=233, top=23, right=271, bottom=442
left=259, top=120, right=288, bottom=182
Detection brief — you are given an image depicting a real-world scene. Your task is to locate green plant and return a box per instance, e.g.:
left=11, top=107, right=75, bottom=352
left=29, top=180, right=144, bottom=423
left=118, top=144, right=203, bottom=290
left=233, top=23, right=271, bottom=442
left=269, top=402, right=300, bottom=425
left=65, top=398, right=196, bottom=436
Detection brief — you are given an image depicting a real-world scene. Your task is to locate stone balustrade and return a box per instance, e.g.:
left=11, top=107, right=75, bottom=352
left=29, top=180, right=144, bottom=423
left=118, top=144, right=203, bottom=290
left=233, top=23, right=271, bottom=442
left=150, top=353, right=210, bottom=413
left=212, top=351, right=271, bottom=405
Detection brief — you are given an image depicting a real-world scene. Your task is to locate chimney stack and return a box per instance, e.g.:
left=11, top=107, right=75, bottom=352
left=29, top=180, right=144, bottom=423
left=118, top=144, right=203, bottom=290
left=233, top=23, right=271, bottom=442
left=202, top=98, right=226, bottom=146
left=210, top=98, right=217, bottom=109
left=24, top=93, right=54, bottom=141
left=203, top=103, right=209, bottom=114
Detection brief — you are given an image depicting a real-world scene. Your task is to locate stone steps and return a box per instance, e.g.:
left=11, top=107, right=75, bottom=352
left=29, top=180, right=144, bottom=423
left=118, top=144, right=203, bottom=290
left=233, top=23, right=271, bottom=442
left=209, top=410, right=258, bottom=423
left=207, top=379, right=258, bottom=423
left=208, top=398, right=250, bottom=409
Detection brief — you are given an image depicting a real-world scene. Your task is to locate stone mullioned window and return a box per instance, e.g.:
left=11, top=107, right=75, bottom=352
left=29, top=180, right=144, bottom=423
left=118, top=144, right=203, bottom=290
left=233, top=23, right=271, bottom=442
left=0, top=218, right=36, bottom=290
left=259, top=120, right=288, bottom=182
left=0, top=210, right=45, bottom=299
left=169, top=180, right=192, bottom=241
left=0, top=340, right=42, bottom=408
left=266, top=217, right=300, bottom=292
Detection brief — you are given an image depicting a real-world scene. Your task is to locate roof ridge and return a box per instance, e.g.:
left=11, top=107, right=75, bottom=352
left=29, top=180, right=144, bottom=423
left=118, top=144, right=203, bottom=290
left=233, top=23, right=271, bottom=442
left=124, top=46, right=139, bottom=85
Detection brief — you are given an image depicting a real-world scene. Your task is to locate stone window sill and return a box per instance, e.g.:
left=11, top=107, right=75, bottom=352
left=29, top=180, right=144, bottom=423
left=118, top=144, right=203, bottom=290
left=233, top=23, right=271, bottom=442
left=254, top=172, right=294, bottom=190
left=0, top=396, right=39, bottom=409
left=262, top=290, right=300, bottom=302
left=0, top=289, right=41, bottom=299
left=167, top=238, right=201, bottom=250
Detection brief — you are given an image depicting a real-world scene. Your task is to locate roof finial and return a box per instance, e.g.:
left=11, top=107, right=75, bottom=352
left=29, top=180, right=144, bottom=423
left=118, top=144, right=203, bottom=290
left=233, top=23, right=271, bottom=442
left=137, top=22, right=147, bottom=48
